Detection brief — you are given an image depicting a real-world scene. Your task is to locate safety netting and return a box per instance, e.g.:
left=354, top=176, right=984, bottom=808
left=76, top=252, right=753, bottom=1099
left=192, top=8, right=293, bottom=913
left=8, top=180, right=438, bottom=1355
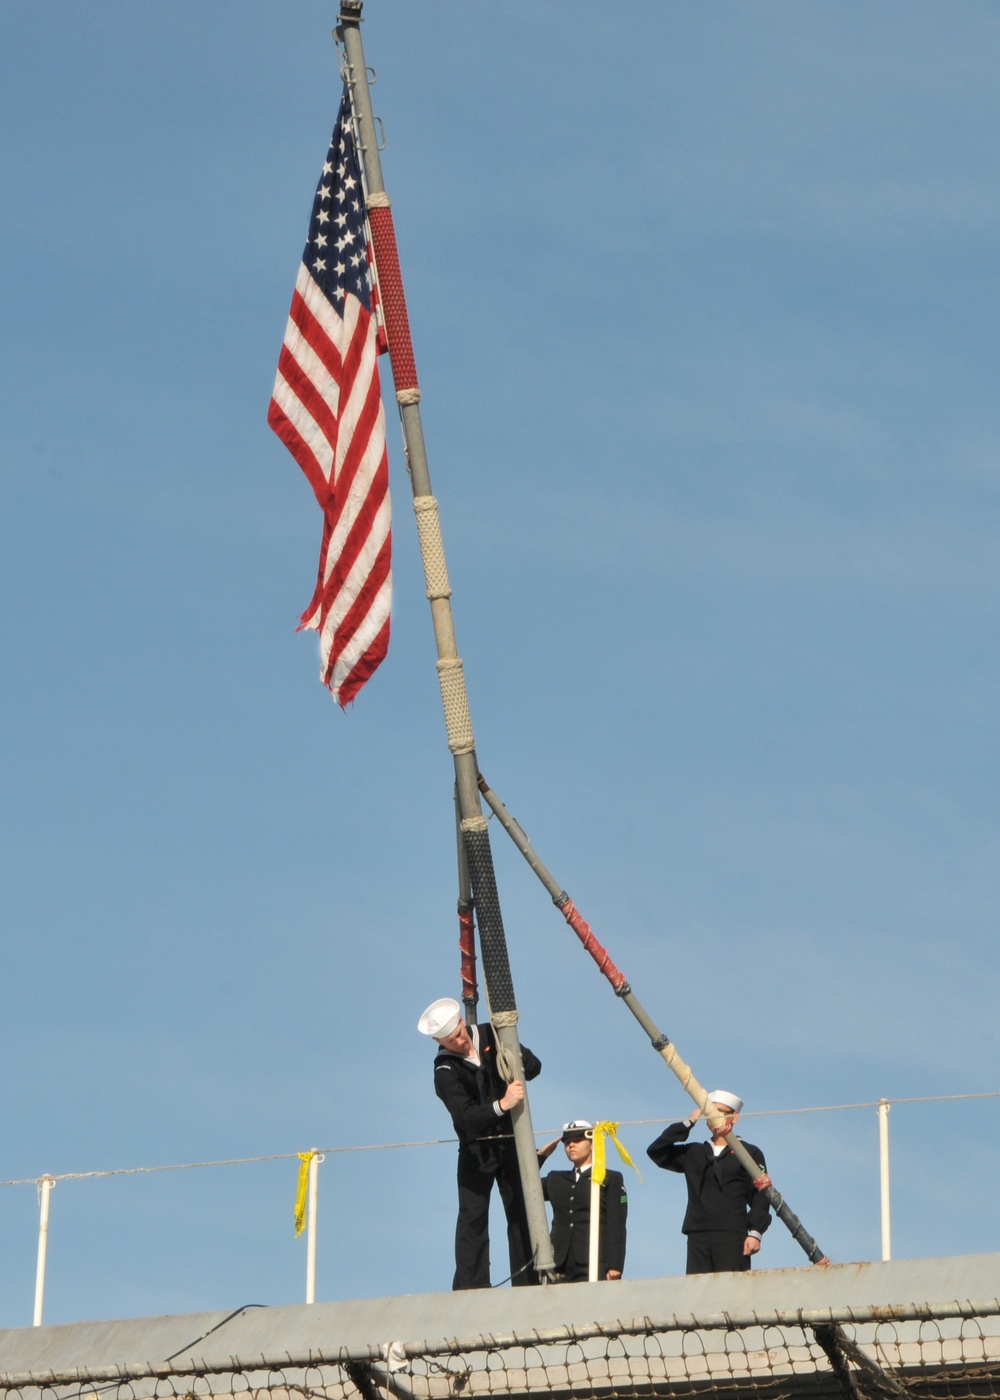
left=3, top=1300, right=999, bottom=1400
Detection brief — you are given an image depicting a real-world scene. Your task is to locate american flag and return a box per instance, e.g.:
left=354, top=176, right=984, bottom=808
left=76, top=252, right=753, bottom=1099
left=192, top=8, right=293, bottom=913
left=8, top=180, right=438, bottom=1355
left=268, top=86, right=390, bottom=707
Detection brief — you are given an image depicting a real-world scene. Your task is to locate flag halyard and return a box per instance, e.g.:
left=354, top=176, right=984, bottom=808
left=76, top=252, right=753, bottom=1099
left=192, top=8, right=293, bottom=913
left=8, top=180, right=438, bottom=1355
left=268, top=87, right=391, bottom=708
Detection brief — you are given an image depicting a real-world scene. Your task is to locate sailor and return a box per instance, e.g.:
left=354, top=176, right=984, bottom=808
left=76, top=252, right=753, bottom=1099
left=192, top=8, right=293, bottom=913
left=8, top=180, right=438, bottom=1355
left=646, top=1091, right=772, bottom=1274
left=418, top=997, right=540, bottom=1290
left=538, top=1120, right=627, bottom=1281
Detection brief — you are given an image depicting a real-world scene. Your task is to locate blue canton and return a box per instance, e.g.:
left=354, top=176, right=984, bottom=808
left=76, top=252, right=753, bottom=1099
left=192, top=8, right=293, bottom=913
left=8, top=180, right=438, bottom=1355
left=304, top=87, right=373, bottom=314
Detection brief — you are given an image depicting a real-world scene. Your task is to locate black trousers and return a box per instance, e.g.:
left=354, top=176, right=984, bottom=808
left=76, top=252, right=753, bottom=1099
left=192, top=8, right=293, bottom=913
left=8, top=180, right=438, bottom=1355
left=685, top=1231, right=752, bottom=1274
left=454, top=1143, right=536, bottom=1289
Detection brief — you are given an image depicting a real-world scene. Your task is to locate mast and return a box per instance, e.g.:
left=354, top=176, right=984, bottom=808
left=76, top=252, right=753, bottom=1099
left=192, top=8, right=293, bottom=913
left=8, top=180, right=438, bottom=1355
left=336, top=0, right=556, bottom=1282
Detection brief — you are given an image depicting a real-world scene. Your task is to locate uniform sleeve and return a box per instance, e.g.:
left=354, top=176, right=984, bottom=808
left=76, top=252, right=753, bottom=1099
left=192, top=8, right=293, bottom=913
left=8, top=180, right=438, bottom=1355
left=646, top=1120, right=692, bottom=1172
left=746, top=1144, right=772, bottom=1236
left=520, top=1043, right=541, bottom=1081
left=604, top=1169, right=628, bottom=1274
left=433, top=1062, right=501, bottom=1139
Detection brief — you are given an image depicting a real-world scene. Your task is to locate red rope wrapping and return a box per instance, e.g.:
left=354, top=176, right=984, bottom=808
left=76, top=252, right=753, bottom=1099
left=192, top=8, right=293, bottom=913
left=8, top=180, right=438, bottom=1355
left=559, top=897, right=627, bottom=992
left=458, top=905, right=477, bottom=1006
left=754, top=1173, right=772, bottom=1191
left=367, top=205, right=419, bottom=393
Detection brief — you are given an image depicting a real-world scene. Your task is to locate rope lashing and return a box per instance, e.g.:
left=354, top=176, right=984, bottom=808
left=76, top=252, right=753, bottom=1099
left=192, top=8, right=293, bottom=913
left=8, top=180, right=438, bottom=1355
left=293, top=1152, right=314, bottom=1237
left=412, top=496, right=452, bottom=601
left=365, top=202, right=418, bottom=394
left=490, top=1010, right=520, bottom=1085
left=457, top=904, right=477, bottom=1009
left=461, top=817, right=516, bottom=1013
left=556, top=895, right=627, bottom=992
left=436, top=658, right=475, bottom=755
left=591, top=1122, right=642, bottom=1187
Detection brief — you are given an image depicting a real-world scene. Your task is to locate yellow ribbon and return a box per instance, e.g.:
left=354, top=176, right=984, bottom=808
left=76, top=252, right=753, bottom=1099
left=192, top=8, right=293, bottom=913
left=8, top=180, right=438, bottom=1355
left=591, top=1121, right=642, bottom=1187
left=294, top=1151, right=314, bottom=1237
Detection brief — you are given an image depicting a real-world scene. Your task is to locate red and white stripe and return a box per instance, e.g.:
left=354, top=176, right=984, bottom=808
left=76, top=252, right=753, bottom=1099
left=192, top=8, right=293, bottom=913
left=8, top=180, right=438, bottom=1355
left=268, top=264, right=391, bottom=707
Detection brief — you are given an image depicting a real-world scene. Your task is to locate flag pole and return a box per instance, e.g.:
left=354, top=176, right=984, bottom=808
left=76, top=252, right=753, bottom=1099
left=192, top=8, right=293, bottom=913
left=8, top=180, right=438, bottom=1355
left=477, top=773, right=831, bottom=1266
left=336, top=0, right=556, bottom=1282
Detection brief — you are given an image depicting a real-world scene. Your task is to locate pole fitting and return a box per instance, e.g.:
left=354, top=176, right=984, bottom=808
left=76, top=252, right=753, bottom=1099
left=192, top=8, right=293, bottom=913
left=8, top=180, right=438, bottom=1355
left=651, top=1032, right=670, bottom=1051
left=615, top=980, right=632, bottom=999
left=553, top=891, right=570, bottom=909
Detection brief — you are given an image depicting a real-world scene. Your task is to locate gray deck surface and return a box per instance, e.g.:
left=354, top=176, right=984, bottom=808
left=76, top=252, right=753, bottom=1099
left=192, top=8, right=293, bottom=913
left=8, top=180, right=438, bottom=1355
left=0, top=1252, right=997, bottom=1378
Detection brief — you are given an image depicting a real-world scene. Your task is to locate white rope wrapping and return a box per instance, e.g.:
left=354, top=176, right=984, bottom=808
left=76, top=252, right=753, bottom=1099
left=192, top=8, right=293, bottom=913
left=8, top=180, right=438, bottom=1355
left=396, top=386, right=421, bottom=405
left=366, top=191, right=391, bottom=209
left=436, top=658, right=475, bottom=754
left=490, top=1011, right=520, bottom=1083
left=460, top=815, right=488, bottom=836
left=412, top=495, right=451, bottom=599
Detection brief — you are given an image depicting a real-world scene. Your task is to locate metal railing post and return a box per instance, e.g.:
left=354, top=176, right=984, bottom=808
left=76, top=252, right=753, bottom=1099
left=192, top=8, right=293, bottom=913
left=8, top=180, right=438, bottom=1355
left=33, top=1176, right=55, bottom=1326
left=305, top=1150, right=324, bottom=1303
left=878, top=1099, right=891, bottom=1261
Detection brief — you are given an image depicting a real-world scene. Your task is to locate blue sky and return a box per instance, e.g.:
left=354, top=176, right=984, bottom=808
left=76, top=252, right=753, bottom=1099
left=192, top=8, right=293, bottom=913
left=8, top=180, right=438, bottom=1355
left=1, top=0, right=999, bottom=1325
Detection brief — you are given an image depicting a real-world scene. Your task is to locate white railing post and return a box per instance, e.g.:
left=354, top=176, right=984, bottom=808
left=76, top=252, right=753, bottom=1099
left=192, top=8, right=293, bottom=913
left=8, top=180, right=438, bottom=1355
left=878, top=1099, right=891, bottom=1261
left=588, top=1175, right=601, bottom=1282
left=33, top=1176, right=55, bottom=1326
left=305, top=1150, right=324, bottom=1303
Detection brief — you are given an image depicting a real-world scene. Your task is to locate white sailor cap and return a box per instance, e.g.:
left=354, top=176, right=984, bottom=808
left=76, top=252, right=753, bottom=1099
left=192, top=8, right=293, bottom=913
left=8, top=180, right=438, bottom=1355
left=561, top=1120, right=594, bottom=1140
left=708, top=1090, right=743, bottom=1114
left=417, top=997, right=462, bottom=1039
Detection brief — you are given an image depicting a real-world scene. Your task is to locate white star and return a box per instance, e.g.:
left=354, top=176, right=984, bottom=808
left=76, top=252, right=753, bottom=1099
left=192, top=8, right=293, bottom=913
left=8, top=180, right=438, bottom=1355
left=337, top=161, right=347, bottom=179
left=335, top=211, right=348, bottom=228
left=343, top=174, right=357, bottom=191
left=350, top=251, right=362, bottom=267
left=317, top=209, right=330, bottom=224
left=317, top=185, right=331, bottom=202
left=335, top=261, right=346, bottom=277
left=336, top=232, right=354, bottom=250
left=314, top=233, right=328, bottom=248
left=314, top=258, right=327, bottom=272
left=322, top=162, right=333, bottom=176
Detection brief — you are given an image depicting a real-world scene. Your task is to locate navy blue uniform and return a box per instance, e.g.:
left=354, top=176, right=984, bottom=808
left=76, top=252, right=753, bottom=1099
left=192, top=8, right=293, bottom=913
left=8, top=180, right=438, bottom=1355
left=647, top=1121, right=770, bottom=1274
left=543, top=1166, right=628, bottom=1280
left=433, top=1023, right=541, bottom=1289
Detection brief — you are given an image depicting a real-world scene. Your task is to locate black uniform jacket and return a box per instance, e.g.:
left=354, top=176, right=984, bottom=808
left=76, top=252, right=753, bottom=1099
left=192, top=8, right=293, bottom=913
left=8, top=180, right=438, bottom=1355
left=433, top=1023, right=541, bottom=1173
left=543, top=1166, right=627, bottom=1278
left=646, top=1121, right=771, bottom=1237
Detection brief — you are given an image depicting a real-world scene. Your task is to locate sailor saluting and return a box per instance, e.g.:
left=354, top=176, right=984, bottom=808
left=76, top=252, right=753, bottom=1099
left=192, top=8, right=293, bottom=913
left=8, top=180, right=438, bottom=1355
left=419, top=997, right=541, bottom=1289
